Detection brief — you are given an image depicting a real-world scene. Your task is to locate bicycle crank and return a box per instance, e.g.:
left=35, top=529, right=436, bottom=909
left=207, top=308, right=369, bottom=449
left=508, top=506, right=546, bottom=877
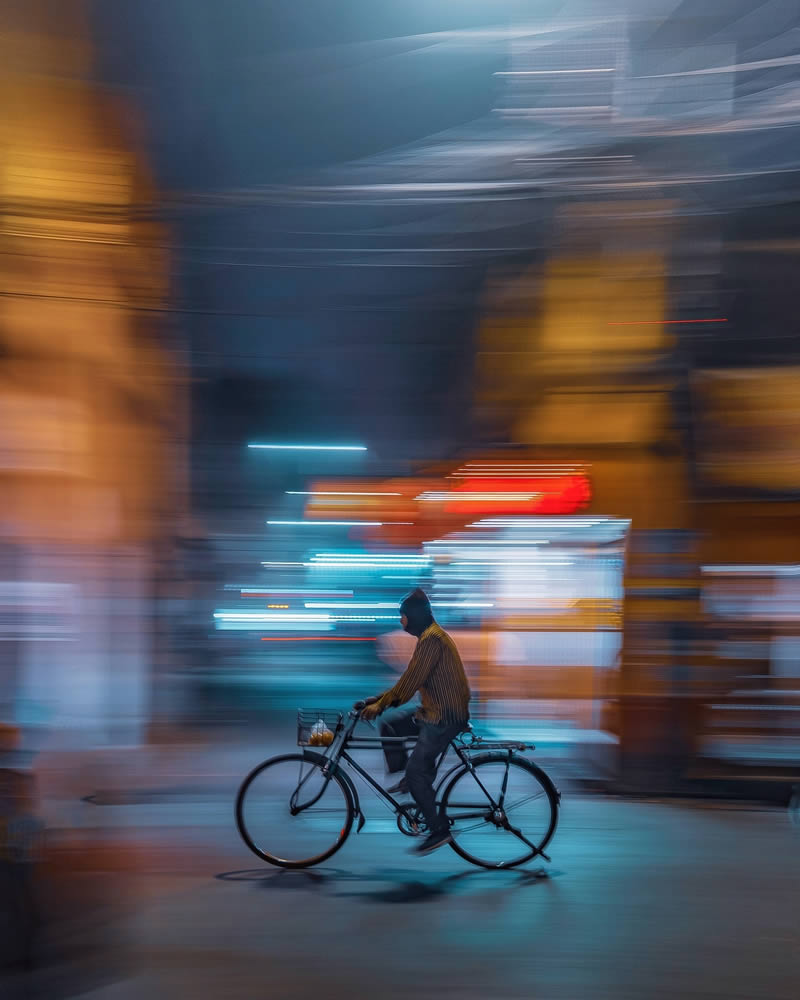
left=396, top=806, right=427, bottom=838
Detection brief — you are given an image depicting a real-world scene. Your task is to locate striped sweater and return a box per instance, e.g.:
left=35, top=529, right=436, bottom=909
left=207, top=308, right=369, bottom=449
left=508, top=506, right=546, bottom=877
left=375, top=622, right=470, bottom=724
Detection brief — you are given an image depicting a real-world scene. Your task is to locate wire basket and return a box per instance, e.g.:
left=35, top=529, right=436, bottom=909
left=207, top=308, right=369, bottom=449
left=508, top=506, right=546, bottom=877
left=297, top=709, right=343, bottom=747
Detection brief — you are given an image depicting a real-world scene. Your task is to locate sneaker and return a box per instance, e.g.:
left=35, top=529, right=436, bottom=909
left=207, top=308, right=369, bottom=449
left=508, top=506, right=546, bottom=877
left=412, top=827, right=453, bottom=856
left=387, top=778, right=409, bottom=795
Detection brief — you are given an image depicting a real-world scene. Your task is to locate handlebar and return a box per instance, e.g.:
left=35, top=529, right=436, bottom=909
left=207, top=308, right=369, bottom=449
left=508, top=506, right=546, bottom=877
left=352, top=695, right=379, bottom=713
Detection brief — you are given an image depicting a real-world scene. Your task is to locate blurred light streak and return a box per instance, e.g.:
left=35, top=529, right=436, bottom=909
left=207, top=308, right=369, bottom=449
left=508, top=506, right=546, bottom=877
left=260, top=636, right=376, bottom=642
left=330, top=616, right=397, bottom=622
left=304, top=602, right=398, bottom=609
left=417, top=492, right=541, bottom=501
left=425, top=539, right=549, bottom=546
left=214, top=613, right=332, bottom=622
left=260, top=561, right=304, bottom=567
left=286, top=491, right=402, bottom=496
left=312, top=553, right=428, bottom=560
left=248, top=444, right=367, bottom=452
left=432, top=602, right=494, bottom=609
left=307, top=562, right=430, bottom=570
left=497, top=106, right=612, bottom=115
left=214, top=611, right=398, bottom=624
left=469, top=518, right=613, bottom=528
left=458, top=558, right=572, bottom=565
left=307, top=553, right=430, bottom=568
left=266, top=520, right=403, bottom=526
left=639, top=53, right=800, bottom=78
left=238, top=589, right=353, bottom=597
left=303, top=601, right=493, bottom=609
left=219, top=621, right=333, bottom=632
left=495, top=68, right=616, bottom=75
left=703, top=566, right=800, bottom=576
left=516, top=156, right=632, bottom=163
left=607, top=319, right=728, bottom=326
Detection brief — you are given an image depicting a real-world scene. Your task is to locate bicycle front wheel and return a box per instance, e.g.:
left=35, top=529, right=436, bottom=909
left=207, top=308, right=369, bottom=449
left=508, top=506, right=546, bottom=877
left=236, top=753, right=354, bottom=868
left=441, top=753, right=559, bottom=869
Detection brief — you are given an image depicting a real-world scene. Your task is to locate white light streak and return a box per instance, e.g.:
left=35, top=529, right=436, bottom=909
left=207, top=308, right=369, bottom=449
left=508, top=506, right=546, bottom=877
left=306, top=562, right=429, bottom=570
left=496, top=106, right=612, bottom=114
left=214, top=612, right=332, bottom=622
left=470, top=517, right=612, bottom=532
left=495, top=68, right=615, bottom=75
left=425, top=539, right=549, bottom=546
left=213, top=610, right=399, bottom=625
left=304, top=601, right=493, bottom=610
left=432, top=601, right=494, bottom=608
left=311, top=552, right=429, bottom=560
left=305, top=602, right=398, bottom=609
left=240, top=588, right=353, bottom=596
left=638, top=53, right=800, bottom=79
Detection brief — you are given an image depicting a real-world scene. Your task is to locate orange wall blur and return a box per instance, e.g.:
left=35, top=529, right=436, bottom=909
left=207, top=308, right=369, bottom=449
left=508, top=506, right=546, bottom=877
left=0, top=0, right=181, bottom=545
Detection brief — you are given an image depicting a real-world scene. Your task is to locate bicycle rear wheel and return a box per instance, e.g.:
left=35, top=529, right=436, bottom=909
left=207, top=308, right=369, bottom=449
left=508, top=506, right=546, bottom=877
left=441, top=753, right=558, bottom=869
left=236, top=753, right=354, bottom=868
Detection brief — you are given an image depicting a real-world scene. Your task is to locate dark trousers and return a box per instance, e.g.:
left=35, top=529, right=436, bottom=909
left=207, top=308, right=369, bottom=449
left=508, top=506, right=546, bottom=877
left=380, top=708, right=465, bottom=833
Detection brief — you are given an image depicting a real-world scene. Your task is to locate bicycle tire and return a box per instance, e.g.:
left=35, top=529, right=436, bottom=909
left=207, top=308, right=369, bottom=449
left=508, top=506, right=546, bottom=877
left=236, top=752, right=355, bottom=868
left=441, top=753, right=559, bottom=870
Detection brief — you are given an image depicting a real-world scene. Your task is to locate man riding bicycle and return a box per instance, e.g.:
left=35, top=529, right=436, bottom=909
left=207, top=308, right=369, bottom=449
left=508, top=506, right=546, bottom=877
left=361, top=589, right=471, bottom=855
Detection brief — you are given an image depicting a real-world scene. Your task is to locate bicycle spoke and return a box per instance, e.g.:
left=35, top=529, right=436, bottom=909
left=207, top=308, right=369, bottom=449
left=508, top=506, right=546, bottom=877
left=504, top=821, right=539, bottom=852
left=453, top=818, right=494, bottom=835
left=443, top=757, right=557, bottom=869
left=237, top=754, right=352, bottom=867
left=504, top=789, right=547, bottom=812
left=499, top=759, right=511, bottom=808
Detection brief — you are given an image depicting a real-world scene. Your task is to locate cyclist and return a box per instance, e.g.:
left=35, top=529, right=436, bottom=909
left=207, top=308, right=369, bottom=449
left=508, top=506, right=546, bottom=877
left=361, top=588, right=471, bottom=854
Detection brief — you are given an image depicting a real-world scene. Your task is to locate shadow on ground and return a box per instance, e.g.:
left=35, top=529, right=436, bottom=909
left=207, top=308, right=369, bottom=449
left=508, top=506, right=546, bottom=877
left=215, top=865, right=559, bottom=903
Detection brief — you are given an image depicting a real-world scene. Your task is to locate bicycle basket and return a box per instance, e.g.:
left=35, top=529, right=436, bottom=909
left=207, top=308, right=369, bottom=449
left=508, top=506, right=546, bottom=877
left=297, top=709, right=343, bottom=747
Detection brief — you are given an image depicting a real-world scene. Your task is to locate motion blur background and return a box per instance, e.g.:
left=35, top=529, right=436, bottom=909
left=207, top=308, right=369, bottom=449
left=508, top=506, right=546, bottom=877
left=2, top=0, right=800, bottom=992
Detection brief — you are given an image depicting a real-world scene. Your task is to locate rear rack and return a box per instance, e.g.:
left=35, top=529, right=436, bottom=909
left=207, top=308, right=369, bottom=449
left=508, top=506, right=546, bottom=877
left=456, top=732, right=535, bottom=752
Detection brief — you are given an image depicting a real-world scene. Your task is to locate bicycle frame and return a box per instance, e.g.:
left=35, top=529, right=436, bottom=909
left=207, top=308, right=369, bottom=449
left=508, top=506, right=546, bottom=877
left=300, top=709, right=534, bottom=832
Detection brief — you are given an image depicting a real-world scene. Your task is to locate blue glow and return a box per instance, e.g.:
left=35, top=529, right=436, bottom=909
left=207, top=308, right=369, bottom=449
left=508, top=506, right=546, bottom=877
left=235, top=588, right=354, bottom=596
left=311, top=552, right=428, bottom=560
left=307, top=561, right=429, bottom=569
left=248, top=443, right=367, bottom=452
left=286, top=490, right=401, bottom=496
left=305, top=602, right=398, bottom=609
left=305, top=601, right=493, bottom=609
left=267, top=520, right=384, bottom=527
left=213, top=610, right=399, bottom=625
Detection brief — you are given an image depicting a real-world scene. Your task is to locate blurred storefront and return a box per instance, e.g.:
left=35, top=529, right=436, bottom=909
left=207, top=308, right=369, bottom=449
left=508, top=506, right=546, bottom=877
left=0, top=1, right=185, bottom=749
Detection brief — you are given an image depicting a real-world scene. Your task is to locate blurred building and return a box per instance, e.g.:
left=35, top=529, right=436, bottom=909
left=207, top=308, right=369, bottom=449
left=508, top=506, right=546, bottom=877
left=0, top=1, right=185, bottom=748
left=80, top=0, right=800, bottom=793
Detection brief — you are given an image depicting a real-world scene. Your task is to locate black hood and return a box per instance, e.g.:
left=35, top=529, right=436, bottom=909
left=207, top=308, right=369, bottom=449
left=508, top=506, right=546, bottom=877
left=400, top=588, right=434, bottom=637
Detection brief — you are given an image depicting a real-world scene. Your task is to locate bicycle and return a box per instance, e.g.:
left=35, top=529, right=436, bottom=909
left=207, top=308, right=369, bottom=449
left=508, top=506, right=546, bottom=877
left=235, top=699, right=561, bottom=870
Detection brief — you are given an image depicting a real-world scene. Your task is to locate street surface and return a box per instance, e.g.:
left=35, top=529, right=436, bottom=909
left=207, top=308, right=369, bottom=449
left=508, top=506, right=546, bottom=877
left=4, top=736, right=800, bottom=1000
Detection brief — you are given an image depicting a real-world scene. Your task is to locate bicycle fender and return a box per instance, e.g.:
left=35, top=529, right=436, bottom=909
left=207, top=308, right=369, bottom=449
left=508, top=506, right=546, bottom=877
left=461, top=751, right=562, bottom=804
left=434, top=760, right=466, bottom=795
left=301, top=749, right=365, bottom=831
